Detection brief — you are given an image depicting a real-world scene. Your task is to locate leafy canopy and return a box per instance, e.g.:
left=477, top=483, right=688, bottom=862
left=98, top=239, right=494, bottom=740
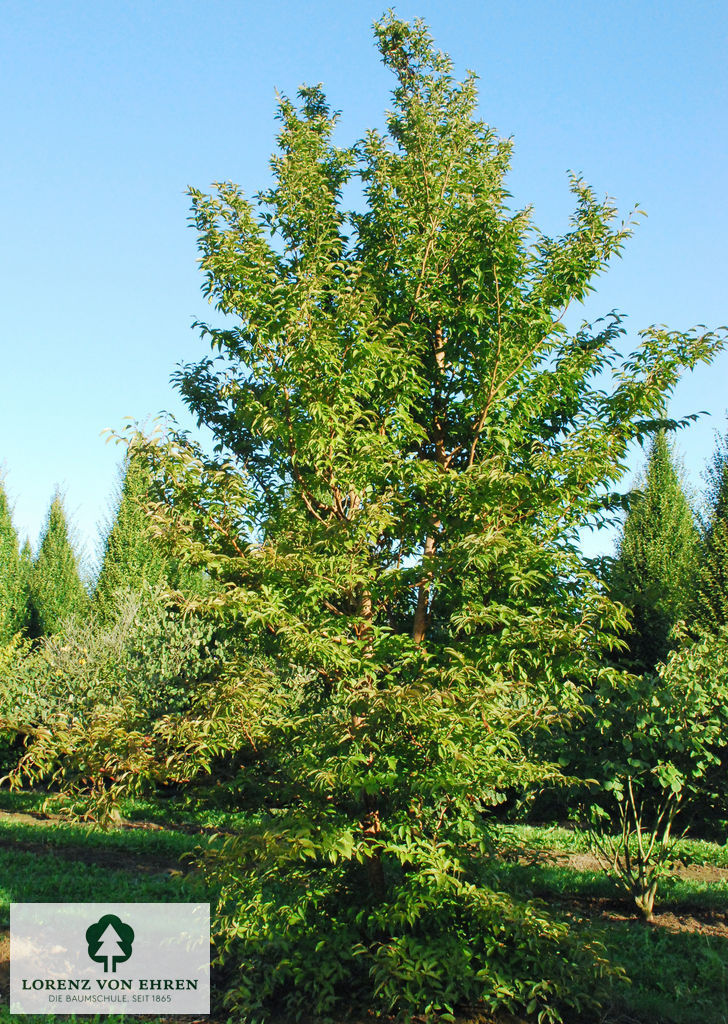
left=141, top=14, right=724, bottom=1020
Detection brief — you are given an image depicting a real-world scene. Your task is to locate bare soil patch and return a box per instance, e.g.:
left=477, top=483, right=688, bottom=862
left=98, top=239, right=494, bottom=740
left=520, top=846, right=728, bottom=883
left=557, top=893, right=728, bottom=936
left=508, top=845, right=728, bottom=936
left=519, top=844, right=728, bottom=883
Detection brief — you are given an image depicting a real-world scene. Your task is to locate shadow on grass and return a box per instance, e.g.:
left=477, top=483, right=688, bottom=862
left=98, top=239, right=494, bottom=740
left=596, top=923, right=728, bottom=1024
left=1, top=801, right=726, bottom=1024
left=482, top=857, right=728, bottom=1023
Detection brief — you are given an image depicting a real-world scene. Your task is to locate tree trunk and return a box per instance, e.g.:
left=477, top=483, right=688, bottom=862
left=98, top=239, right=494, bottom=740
left=354, top=586, right=385, bottom=899
left=413, top=324, right=447, bottom=646
left=412, top=534, right=436, bottom=644
left=634, top=884, right=657, bottom=923
left=363, top=799, right=386, bottom=900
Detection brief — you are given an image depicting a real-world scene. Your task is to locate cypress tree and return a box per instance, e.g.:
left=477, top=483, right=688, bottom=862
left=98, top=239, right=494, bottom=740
left=29, top=493, right=89, bottom=637
left=18, top=539, right=33, bottom=631
left=610, top=430, right=699, bottom=670
left=694, top=429, right=728, bottom=630
left=94, top=450, right=170, bottom=621
left=0, top=481, right=30, bottom=642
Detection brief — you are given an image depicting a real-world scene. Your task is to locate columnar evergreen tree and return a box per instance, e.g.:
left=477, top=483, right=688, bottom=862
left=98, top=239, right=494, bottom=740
left=29, top=493, right=89, bottom=637
left=609, top=431, right=699, bottom=670
left=0, top=481, right=30, bottom=642
left=694, top=429, right=728, bottom=630
left=19, top=540, right=33, bottom=591
left=94, top=450, right=171, bottom=621
left=18, top=540, right=33, bottom=635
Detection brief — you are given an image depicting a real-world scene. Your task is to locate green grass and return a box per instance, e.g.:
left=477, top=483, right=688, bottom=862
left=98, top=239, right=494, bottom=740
left=493, top=822, right=728, bottom=1023
left=501, top=821, right=728, bottom=868
left=499, top=821, right=596, bottom=854
left=0, top=796, right=215, bottom=1022
left=2, top=796, right=727, bottom=1023
left=497, top=821, right=728, bottom=909
left=0, top=811, right=202, bottom=861
left=0, top=785, right=266, bottom=833
left=0, top=846, right=201, bottom=928
left=596, top=924, right=728, bottom=1024
left=0, top=790, right=50, bottom=815
left=489, top=850, right=728, bottom=914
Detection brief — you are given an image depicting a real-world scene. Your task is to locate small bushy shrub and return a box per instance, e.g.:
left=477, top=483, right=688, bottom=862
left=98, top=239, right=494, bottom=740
left=573, top=626, right=728, bottom=919
left=0, top=585, right=232, bottom=801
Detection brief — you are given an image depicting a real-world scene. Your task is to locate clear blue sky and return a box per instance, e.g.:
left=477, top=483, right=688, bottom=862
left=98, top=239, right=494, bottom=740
left=1, top=0, right=726, bottom=571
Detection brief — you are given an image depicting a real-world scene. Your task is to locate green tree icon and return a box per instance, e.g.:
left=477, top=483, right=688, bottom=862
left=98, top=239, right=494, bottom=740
left=86, top=914, right=134, bottom=973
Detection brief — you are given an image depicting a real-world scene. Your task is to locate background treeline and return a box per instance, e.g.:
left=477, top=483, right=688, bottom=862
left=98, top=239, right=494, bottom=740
left=0, top=449, right=230, bottom=777
left=5, top=423, right=727, bottom=658
left=609, top=427, right=728, bottom=668
left=516, top=426, right=728, bottom=841
left=0, top=451, right=181, bottom=643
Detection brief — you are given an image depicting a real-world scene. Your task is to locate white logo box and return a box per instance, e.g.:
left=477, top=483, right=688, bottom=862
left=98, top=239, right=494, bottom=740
left=10, top=902, right=210, bottom=1015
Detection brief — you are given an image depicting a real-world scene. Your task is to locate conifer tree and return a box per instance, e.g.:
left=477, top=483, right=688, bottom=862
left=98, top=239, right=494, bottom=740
left=694, top=429, right=728, bottom=630
left=19, top=539, right=33, bottom=585
left=0, top=481, right=30, bottom=642
left=17, top=539, right=33, bottom=635
left=29, top=493, right=89, bottom=637
left=610, top=428, right=700, bottom=667
left=94, top=450, right=170, bottom=621
left=610, top=431, right=699, bottom=670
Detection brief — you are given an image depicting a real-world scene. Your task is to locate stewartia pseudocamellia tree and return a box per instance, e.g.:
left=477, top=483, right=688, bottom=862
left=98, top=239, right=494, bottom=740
left=12, top=15, right=726, bottom=1022
left=150, top=16, right=723, bottom=1018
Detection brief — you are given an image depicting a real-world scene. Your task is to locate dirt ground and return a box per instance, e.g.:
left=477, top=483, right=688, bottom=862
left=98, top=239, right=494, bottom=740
left=0, top=807, right=189, bottom=874
left=0, top=834, right=183, bottom=876
left=518, top=845, right=728, bottom=937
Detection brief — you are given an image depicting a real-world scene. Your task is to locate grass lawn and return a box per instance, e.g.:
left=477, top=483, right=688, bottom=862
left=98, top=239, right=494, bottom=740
left=0, top=792, right=726, bottom=1023
left=494, top=823, right=728, bottom=1023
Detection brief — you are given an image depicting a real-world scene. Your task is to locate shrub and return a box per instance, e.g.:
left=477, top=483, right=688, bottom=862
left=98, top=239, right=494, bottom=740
left=574, top=627, right=728, bottom=920
left=0, top=585, right=232, bottom=806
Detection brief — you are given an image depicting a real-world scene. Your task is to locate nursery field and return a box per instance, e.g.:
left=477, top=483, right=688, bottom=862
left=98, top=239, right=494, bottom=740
left=1, top=791, right=726, bottom=1024
left=3, top=12, right=728, bottom=1024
